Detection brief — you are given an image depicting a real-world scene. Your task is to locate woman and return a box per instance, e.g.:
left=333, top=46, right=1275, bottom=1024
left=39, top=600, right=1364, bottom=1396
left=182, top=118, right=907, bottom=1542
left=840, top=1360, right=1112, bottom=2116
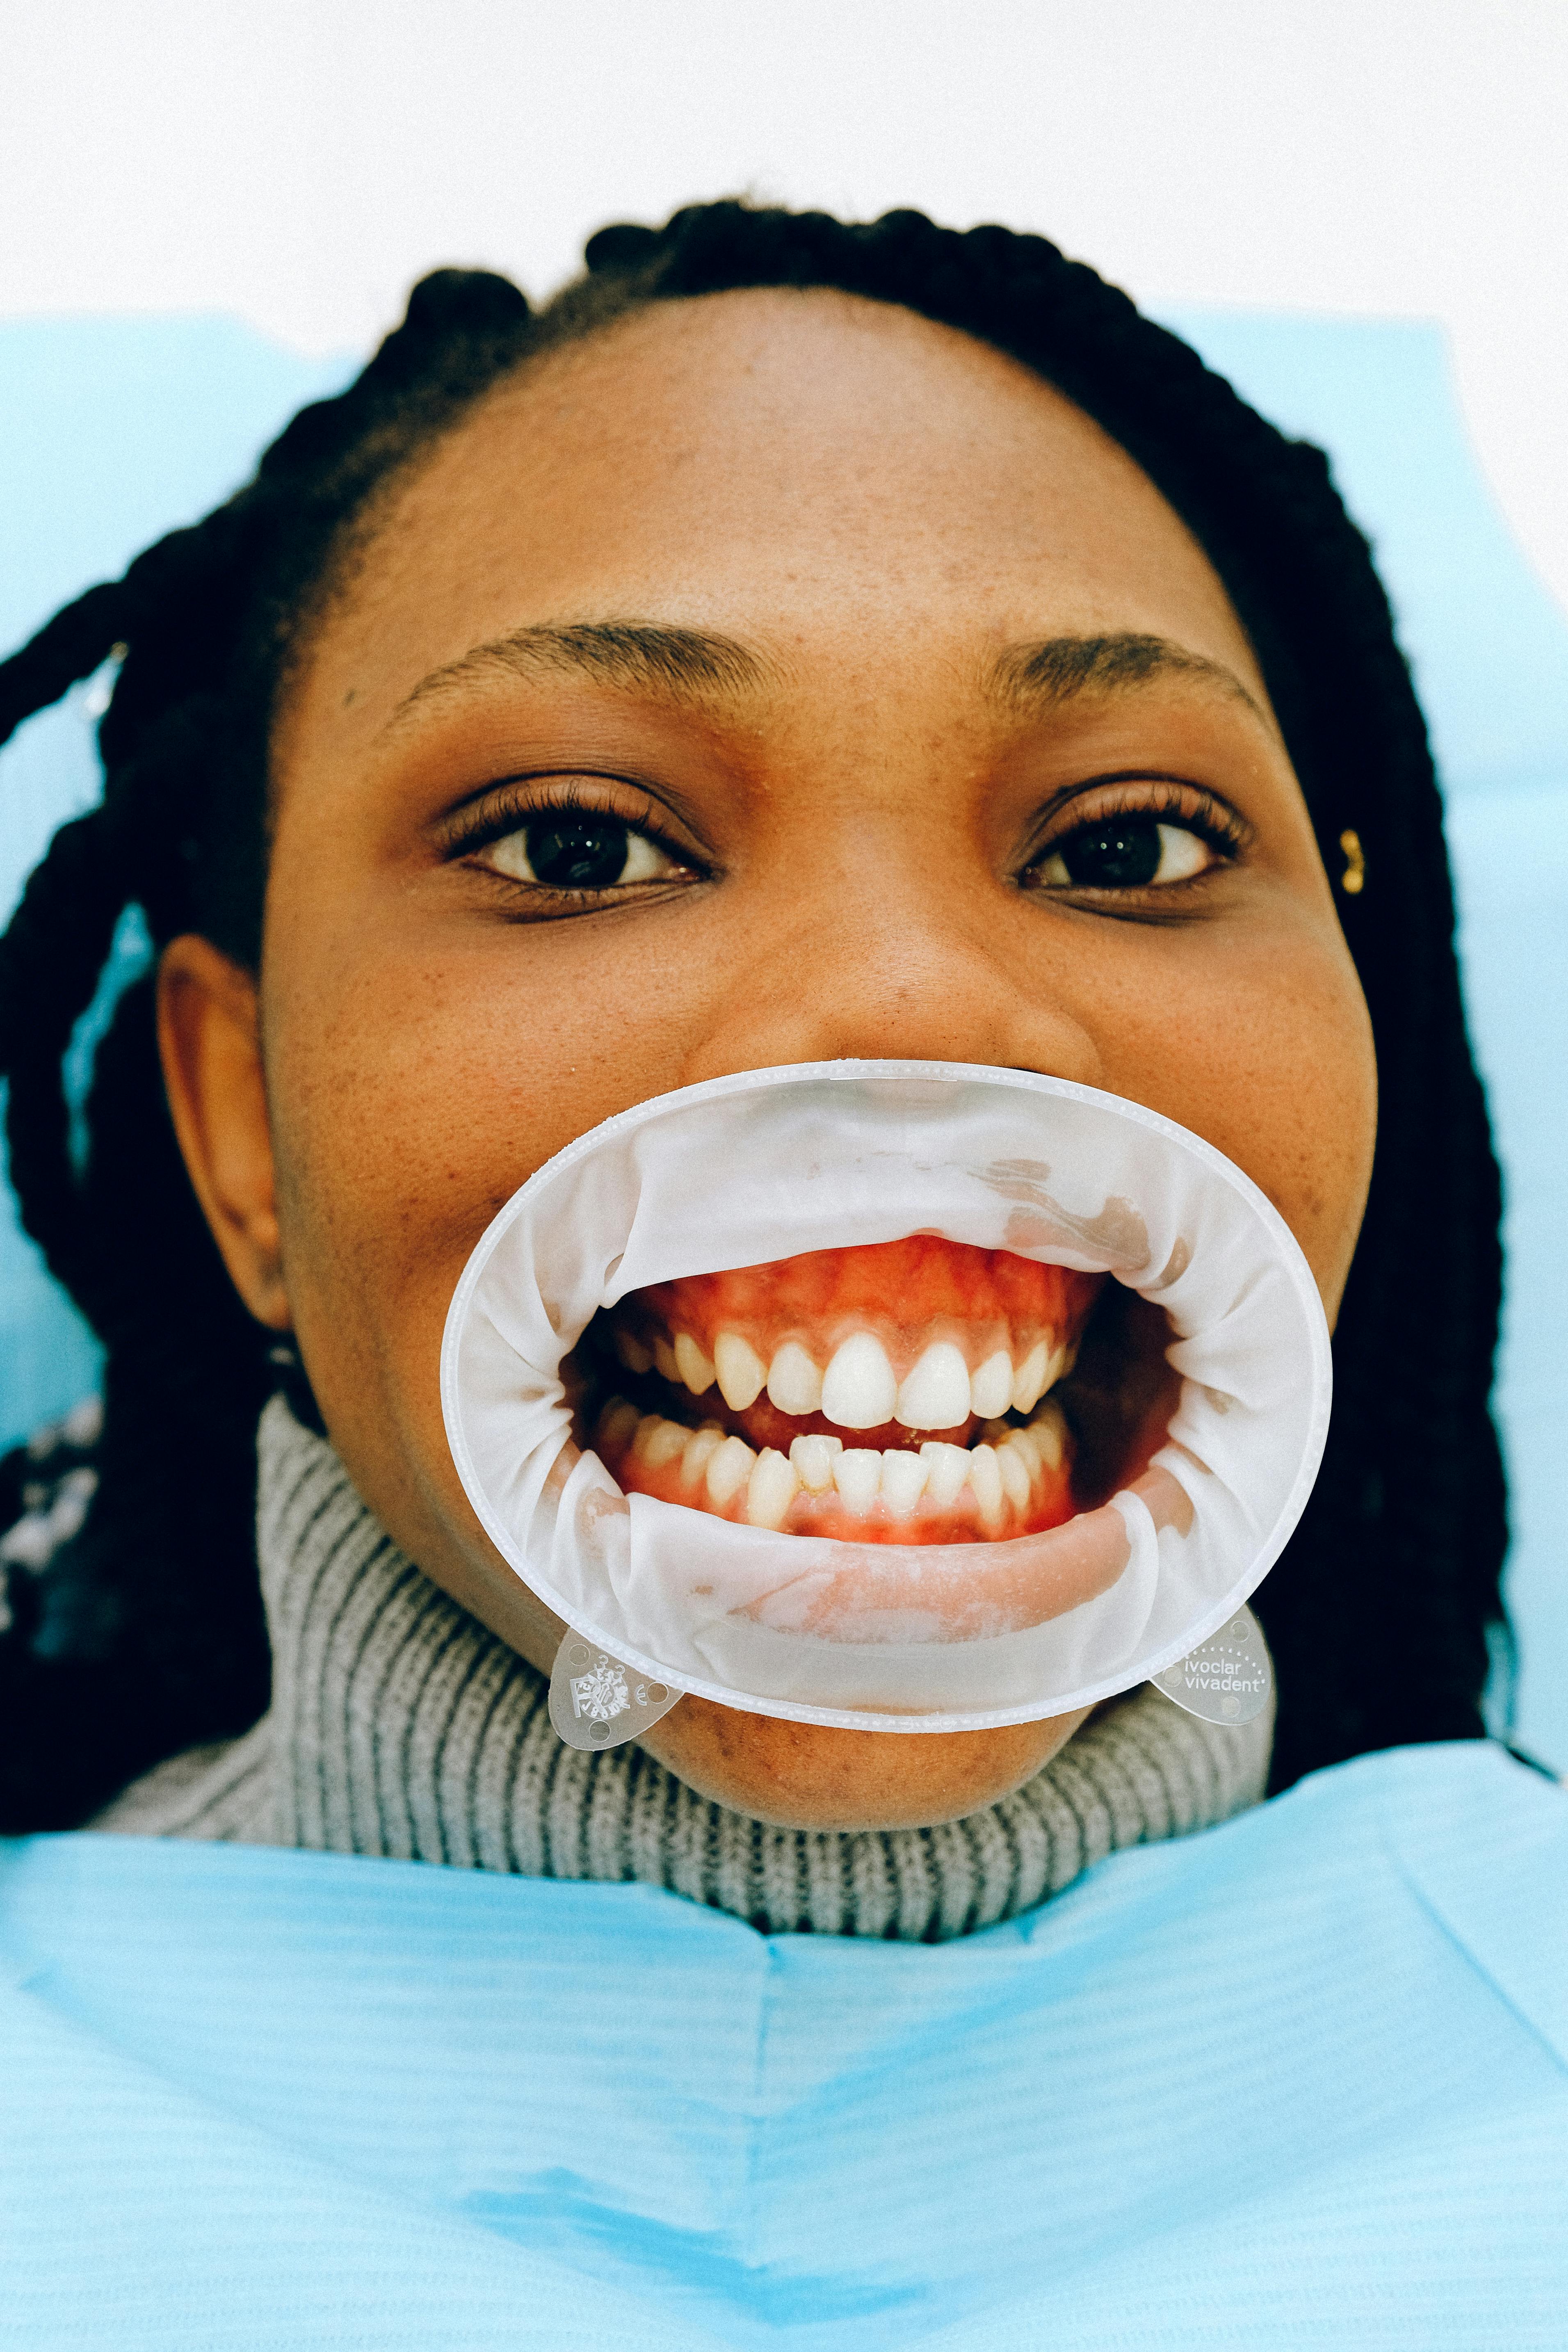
left=0, top=201, right=1505, bottom=1937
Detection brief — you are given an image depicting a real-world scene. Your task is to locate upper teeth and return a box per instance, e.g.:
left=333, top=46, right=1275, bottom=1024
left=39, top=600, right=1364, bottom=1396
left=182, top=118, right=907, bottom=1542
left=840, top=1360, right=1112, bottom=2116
left=673, top=1331, right=717, bottom=1395
left=657, top=1325, right=1071, bottom=1429
left=1011, top=1340, right=1050, bottom=1414
left=969, top=1349, right=1014, bottom=1419
left=820, top=1332, right=900, bottom=1429
left=765, top=1339, right=823, bottom=1416
left=713, top=1331, right=767, bottom=1411
left=891, top=1339, right=970, bottom=1429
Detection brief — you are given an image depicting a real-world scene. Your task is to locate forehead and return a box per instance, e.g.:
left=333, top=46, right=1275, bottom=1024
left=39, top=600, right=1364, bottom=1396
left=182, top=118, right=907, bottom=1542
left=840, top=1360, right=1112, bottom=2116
left=292, top=286, right=1265, bottom=732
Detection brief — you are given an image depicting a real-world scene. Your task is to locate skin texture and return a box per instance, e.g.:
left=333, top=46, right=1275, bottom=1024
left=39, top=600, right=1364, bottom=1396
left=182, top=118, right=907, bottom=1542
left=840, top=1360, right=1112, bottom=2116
left=159, top=288, right=1377, bottom=1831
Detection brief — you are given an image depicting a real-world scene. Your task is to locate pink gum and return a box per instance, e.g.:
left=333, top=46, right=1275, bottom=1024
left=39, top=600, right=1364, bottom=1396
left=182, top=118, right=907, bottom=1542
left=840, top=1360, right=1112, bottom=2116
left=625, top=1239, right=1104, bottom=1374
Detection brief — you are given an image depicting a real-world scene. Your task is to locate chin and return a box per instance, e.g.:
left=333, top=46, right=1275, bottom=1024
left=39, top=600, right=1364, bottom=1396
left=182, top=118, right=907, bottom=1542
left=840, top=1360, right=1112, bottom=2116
left=637, top=1689, right=1091, bottom=1833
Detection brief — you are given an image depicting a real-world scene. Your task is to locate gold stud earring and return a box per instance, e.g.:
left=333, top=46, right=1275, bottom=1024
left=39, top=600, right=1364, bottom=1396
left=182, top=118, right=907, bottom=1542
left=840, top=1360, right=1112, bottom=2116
left=1339, top=829, right=1365, bottom=896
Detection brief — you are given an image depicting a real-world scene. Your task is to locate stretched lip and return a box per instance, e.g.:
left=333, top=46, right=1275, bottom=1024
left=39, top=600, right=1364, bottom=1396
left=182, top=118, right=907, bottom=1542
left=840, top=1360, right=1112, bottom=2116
left=441, top=1064, right=1332, bottom=1718
left=570, top=1234, right=1182, bottom=1555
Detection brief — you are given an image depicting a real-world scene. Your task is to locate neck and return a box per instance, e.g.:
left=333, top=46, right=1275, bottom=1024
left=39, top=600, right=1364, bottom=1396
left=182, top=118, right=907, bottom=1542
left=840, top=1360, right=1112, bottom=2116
left=95, top=1395, right=1274, bottom=1940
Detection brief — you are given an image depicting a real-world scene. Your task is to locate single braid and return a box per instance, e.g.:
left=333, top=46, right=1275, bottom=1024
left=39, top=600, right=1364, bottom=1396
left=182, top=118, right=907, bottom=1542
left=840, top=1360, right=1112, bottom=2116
left=0, top=267, right=539, bottom=1824
left=0, top=204, right=1508, bottom=1822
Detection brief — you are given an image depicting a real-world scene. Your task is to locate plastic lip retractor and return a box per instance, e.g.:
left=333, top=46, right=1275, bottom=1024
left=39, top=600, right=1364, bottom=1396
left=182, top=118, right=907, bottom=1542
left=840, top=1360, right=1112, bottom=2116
left=441, top=1061, right=1331, bottom=1740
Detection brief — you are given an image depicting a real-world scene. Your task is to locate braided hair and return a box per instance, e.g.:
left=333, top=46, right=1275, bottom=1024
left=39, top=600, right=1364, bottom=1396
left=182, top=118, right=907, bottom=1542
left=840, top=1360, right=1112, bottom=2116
left=0, top=201, right=1506, bottom=1829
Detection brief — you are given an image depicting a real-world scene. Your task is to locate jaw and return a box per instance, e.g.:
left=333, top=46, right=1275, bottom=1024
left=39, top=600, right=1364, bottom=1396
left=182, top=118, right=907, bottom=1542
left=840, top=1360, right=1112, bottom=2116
left=636, top=1685, right=1096, bottom=1831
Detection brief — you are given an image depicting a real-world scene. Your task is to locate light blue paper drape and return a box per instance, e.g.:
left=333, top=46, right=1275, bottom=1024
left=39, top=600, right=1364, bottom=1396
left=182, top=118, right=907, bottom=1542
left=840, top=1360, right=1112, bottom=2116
left=4, top=1740, right=1565, bottom=2347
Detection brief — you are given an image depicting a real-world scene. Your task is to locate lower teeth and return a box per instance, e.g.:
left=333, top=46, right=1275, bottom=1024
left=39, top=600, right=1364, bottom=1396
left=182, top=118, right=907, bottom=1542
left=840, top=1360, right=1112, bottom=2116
left=596, top=1396, right=1070, bottom=1535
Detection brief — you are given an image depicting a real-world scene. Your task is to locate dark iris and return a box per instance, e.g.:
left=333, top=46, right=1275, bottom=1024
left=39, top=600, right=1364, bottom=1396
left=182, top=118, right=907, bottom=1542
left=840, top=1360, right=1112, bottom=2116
left=1054, top=816, right=1163, bottom=888
left=525, top=813, right=631, bottom=889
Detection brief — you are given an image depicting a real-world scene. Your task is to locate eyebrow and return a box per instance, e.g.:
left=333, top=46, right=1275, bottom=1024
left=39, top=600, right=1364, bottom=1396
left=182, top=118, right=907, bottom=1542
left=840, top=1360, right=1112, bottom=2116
left=381, top=619, right=1271, bottom=742
left=986, top=632, right=1272, bottom=728
left=381, top=620, right=774, bottom=736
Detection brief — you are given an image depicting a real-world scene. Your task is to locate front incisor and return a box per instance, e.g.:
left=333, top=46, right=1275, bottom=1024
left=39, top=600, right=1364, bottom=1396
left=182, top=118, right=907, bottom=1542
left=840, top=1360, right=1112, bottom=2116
left=821, top=1333, right=899, bottom=1429
left=893, top=1340, right=971, bottom=1429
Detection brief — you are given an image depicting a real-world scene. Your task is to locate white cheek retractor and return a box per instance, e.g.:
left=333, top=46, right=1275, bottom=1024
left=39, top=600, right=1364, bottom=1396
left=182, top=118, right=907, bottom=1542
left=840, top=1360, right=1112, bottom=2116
left=441, top=1062, right=1330, bottom=1741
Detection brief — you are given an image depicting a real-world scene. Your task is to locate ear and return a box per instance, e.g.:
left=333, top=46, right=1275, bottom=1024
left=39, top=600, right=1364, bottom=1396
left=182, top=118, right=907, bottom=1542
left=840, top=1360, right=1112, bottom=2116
left=157, top=934, right=291, bottom=1330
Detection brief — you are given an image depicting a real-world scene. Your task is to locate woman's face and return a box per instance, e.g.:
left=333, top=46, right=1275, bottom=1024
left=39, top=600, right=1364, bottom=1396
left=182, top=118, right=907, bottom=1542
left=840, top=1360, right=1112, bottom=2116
left=162, top=288, right=1376, bottom=1830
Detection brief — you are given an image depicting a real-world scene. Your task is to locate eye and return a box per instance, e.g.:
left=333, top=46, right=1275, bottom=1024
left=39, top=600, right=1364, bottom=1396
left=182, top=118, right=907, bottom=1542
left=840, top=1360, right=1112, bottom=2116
left=481, top=810, right=684, bottom=892
left=1029, top=814, right=1218, bottom=892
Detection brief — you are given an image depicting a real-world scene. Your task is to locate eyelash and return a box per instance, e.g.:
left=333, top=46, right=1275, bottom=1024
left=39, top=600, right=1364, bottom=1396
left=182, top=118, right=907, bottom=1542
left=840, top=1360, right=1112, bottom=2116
left=441, top=773, right=1249, bottom=905
left=442, top=779, right=702, bottom=890
left=1023, top=781, right=1249, bottom=887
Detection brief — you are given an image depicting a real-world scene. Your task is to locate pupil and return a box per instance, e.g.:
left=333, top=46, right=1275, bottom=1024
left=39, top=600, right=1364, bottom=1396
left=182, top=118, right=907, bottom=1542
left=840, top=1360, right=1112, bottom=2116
left=1059, top=818, right=1161, bottom=888
left=525, top=814, right=629, bottom=890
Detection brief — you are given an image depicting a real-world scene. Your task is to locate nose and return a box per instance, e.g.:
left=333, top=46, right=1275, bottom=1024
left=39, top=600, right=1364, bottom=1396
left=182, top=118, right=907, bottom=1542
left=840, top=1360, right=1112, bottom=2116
left=678, top=846, right=1103, bottom=1088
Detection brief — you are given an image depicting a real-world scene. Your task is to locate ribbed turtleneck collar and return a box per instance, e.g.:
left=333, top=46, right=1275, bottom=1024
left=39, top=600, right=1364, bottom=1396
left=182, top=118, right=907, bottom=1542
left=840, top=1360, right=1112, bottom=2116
left=95, top=1395, right=1274, bottom=1940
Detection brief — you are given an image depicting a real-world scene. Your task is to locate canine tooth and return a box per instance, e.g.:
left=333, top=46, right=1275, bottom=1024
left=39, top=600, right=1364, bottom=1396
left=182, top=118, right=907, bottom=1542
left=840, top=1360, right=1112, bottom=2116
left=681, top=1425, right=726, bottom=1484
left=746, top=1448, right=800, bottom=1530
left=790, top=1433, right=841, bottom=1493
left=674, top=1332, right=716, bottom=1394
left=966, top=1443, right=1004, bottom=1523
left=596, top=1399, right=641, bottom=1457
left=644, top=1419, right=691, bottom=1471
left=996, top=1441, right=1032, bottom=1512
left=1023, top=1400, right=1067, bottom=1473
left=894, top=1341, right=971, bottom=1430
left=1011, top=1340, right=1050, bottom=1414
left=705, top=1434, right=757, bottom=1508
left=652, top=1335, right=681, bottom=1386
left=821, top=1333, right=898, bottom=1429
left=920, top=1440, right=971, bottom=1508
left=614, top=1329, right=653, bottom=1376
left=714, top=1331, right=768, bottom=1411
left=969, top=1349, right=1014, bottom=1420
left=880, top=1450, right=930, bottom=1516
left=832, top=1448, right=883, bottom=1513
left=767, top=1340, right=824, bottom=1416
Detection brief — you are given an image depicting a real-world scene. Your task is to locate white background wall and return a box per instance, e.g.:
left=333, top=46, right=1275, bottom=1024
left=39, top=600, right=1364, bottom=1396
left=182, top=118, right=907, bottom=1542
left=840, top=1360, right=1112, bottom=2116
left=6, top=0, right=1567, bottom=616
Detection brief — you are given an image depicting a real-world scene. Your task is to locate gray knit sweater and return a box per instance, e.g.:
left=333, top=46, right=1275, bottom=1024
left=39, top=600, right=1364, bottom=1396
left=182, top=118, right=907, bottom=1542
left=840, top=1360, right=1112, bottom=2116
left=94, top=1396, right=1274, bottom=1939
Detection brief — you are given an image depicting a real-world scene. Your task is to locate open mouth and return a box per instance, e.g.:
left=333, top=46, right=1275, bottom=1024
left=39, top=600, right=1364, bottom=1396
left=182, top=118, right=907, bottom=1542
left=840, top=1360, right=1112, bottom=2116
left=445, top=1064, right=1330, bottom=1724
left=570, top=1236, right=1181, bottom=1548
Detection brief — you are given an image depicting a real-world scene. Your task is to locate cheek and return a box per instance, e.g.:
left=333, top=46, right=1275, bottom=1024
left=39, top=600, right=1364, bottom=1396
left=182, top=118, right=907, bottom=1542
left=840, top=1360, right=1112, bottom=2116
left=261, top=908, right=700, bottom=1413
left=1109, top=918, right=1376, bottom=1315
